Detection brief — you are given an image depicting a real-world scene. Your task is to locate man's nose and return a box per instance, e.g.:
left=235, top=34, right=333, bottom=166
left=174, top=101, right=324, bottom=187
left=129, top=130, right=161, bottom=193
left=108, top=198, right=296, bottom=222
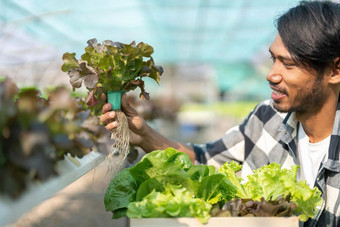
left=266, top=63, right=282, bottom=84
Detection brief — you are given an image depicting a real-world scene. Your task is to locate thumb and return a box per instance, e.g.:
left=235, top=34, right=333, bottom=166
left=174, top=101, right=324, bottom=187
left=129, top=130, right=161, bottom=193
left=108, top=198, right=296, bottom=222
left=121, top=93, right=138, bottom=116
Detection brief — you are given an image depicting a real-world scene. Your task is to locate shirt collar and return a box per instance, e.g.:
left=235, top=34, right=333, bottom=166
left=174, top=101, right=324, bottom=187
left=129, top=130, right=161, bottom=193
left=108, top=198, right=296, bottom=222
left=323, top=97, right=340, bottom=172
left=281, top=97, right=340, bottom=172
left=280, top=111, right=298, bottom=144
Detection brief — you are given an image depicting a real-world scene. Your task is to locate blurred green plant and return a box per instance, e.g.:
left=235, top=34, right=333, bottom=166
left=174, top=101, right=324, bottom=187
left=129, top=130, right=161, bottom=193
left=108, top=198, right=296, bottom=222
left=0, top=78, right=113, bottom=199
left=180, top=101, right=258, bottom=120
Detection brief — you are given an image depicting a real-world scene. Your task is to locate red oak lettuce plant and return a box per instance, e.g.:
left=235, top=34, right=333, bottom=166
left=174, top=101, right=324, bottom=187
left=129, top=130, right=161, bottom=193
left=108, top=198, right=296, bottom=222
left=61, top=39, right=164, bottom=174
left=61, top=38, right=163, bottom=115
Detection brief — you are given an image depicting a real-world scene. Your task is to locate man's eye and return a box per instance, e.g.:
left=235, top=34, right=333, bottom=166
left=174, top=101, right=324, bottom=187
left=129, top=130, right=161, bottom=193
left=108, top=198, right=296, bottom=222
left=283, top=62, right=295, bottom=67
left=270, top=56, right=276, bottom=62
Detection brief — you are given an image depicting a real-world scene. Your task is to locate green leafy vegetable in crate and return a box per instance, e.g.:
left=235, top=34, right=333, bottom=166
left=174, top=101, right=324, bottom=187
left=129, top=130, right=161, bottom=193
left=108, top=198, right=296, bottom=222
left=104, top=148, right=322, bottom=223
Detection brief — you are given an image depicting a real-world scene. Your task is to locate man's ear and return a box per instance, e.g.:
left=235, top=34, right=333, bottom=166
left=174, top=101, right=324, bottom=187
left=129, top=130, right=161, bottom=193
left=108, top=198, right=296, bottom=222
left=329, top=57, right=340, bottom=84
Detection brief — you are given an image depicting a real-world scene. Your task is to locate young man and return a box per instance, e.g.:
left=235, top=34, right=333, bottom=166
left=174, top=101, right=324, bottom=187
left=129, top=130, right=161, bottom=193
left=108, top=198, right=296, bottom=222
left=101, top=1, right=340, bottom=226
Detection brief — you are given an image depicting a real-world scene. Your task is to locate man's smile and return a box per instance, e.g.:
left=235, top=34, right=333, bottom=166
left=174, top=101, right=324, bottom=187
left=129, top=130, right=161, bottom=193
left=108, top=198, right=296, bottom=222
left=270, top=85, right=287, bottom=101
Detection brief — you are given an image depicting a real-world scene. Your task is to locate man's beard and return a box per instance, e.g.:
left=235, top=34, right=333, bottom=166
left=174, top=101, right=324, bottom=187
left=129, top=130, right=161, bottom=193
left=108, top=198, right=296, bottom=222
left=273, top=79, right=328, bottom=114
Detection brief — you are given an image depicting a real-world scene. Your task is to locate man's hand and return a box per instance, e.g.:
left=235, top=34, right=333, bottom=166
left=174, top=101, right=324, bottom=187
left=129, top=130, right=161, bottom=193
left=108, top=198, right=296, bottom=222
left=100, top=93, right=147, bottom=147
left=100, top=93, right=196, bottom=161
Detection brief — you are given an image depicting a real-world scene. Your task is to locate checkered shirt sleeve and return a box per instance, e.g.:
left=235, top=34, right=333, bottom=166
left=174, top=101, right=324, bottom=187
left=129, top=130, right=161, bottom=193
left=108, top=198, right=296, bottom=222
left=192, top=99, right=288, bottom=171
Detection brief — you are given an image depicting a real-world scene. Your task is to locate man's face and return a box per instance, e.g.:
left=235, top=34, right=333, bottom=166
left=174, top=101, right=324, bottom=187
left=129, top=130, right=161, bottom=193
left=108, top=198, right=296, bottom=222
left=266, top=35, right=330, bottom=114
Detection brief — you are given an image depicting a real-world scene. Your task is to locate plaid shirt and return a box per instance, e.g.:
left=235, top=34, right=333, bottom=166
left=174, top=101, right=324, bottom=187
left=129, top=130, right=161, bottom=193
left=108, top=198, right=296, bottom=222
left=192, top=98, right=340, bottom=227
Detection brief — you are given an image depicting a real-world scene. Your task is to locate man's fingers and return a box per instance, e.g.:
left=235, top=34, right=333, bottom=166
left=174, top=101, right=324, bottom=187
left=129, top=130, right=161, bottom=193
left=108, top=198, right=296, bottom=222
left=105, top=121, right=118, bottom=131
left=100, top=111, right=116, bottom=124
left=102, top=103, right=112, bottom=114
left=101, top=93, right=107, bottom=102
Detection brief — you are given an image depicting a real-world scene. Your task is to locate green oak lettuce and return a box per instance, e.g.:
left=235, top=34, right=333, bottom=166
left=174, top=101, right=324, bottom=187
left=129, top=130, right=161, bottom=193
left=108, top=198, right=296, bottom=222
left=242, top=163, right=322, bottom=222
left=218, top=161, right=247, bottom=198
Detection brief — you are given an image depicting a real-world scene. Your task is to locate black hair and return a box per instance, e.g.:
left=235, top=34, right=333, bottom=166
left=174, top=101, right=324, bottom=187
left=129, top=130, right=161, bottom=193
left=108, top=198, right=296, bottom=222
left=276, top=0, right=340, bottom=76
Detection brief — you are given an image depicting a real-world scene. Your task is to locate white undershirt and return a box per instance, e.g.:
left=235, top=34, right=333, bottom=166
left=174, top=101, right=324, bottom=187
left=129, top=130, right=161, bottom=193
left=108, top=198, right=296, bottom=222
left=297, top=123, right=330, bottom=188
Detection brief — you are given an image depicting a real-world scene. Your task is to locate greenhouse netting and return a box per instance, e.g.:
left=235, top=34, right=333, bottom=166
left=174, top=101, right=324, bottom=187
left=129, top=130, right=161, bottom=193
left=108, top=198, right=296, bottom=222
left=0, top=0, right=305, bottom=99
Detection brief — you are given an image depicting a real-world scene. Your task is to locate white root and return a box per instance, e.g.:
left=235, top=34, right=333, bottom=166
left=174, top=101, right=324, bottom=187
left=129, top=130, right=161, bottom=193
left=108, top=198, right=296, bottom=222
left=105, top=110, right=130, bottom=179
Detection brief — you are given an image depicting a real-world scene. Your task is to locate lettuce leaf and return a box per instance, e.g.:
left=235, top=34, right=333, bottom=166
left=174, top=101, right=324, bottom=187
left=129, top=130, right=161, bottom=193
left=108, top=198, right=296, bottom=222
left=196, top=173, right=225, bottom=203
left=244, top=163, right=288, bottom=201
left=129, top=147, right=193, bottom=184
left=243, top=163, right=322, bottom=221
left=135, top=175, right=194, bottom=201
left=127, top=184, right=212, bottom=223
left=104, top=168, right=138, bottom=213
left=186, top=164, right=212, bottom=181
left=218, top=161, right=248, bottom=198
left=283, top=176, right=323, bottom=222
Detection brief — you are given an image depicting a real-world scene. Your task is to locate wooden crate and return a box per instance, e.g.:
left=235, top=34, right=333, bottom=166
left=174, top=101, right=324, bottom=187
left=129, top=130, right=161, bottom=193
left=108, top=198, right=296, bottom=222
left=129, top=217, right=299, bottom=227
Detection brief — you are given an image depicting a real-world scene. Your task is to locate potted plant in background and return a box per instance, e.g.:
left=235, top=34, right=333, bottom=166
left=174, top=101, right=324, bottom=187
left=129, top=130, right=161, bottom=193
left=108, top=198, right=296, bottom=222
left=0, top=77, right=113, bottom=199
